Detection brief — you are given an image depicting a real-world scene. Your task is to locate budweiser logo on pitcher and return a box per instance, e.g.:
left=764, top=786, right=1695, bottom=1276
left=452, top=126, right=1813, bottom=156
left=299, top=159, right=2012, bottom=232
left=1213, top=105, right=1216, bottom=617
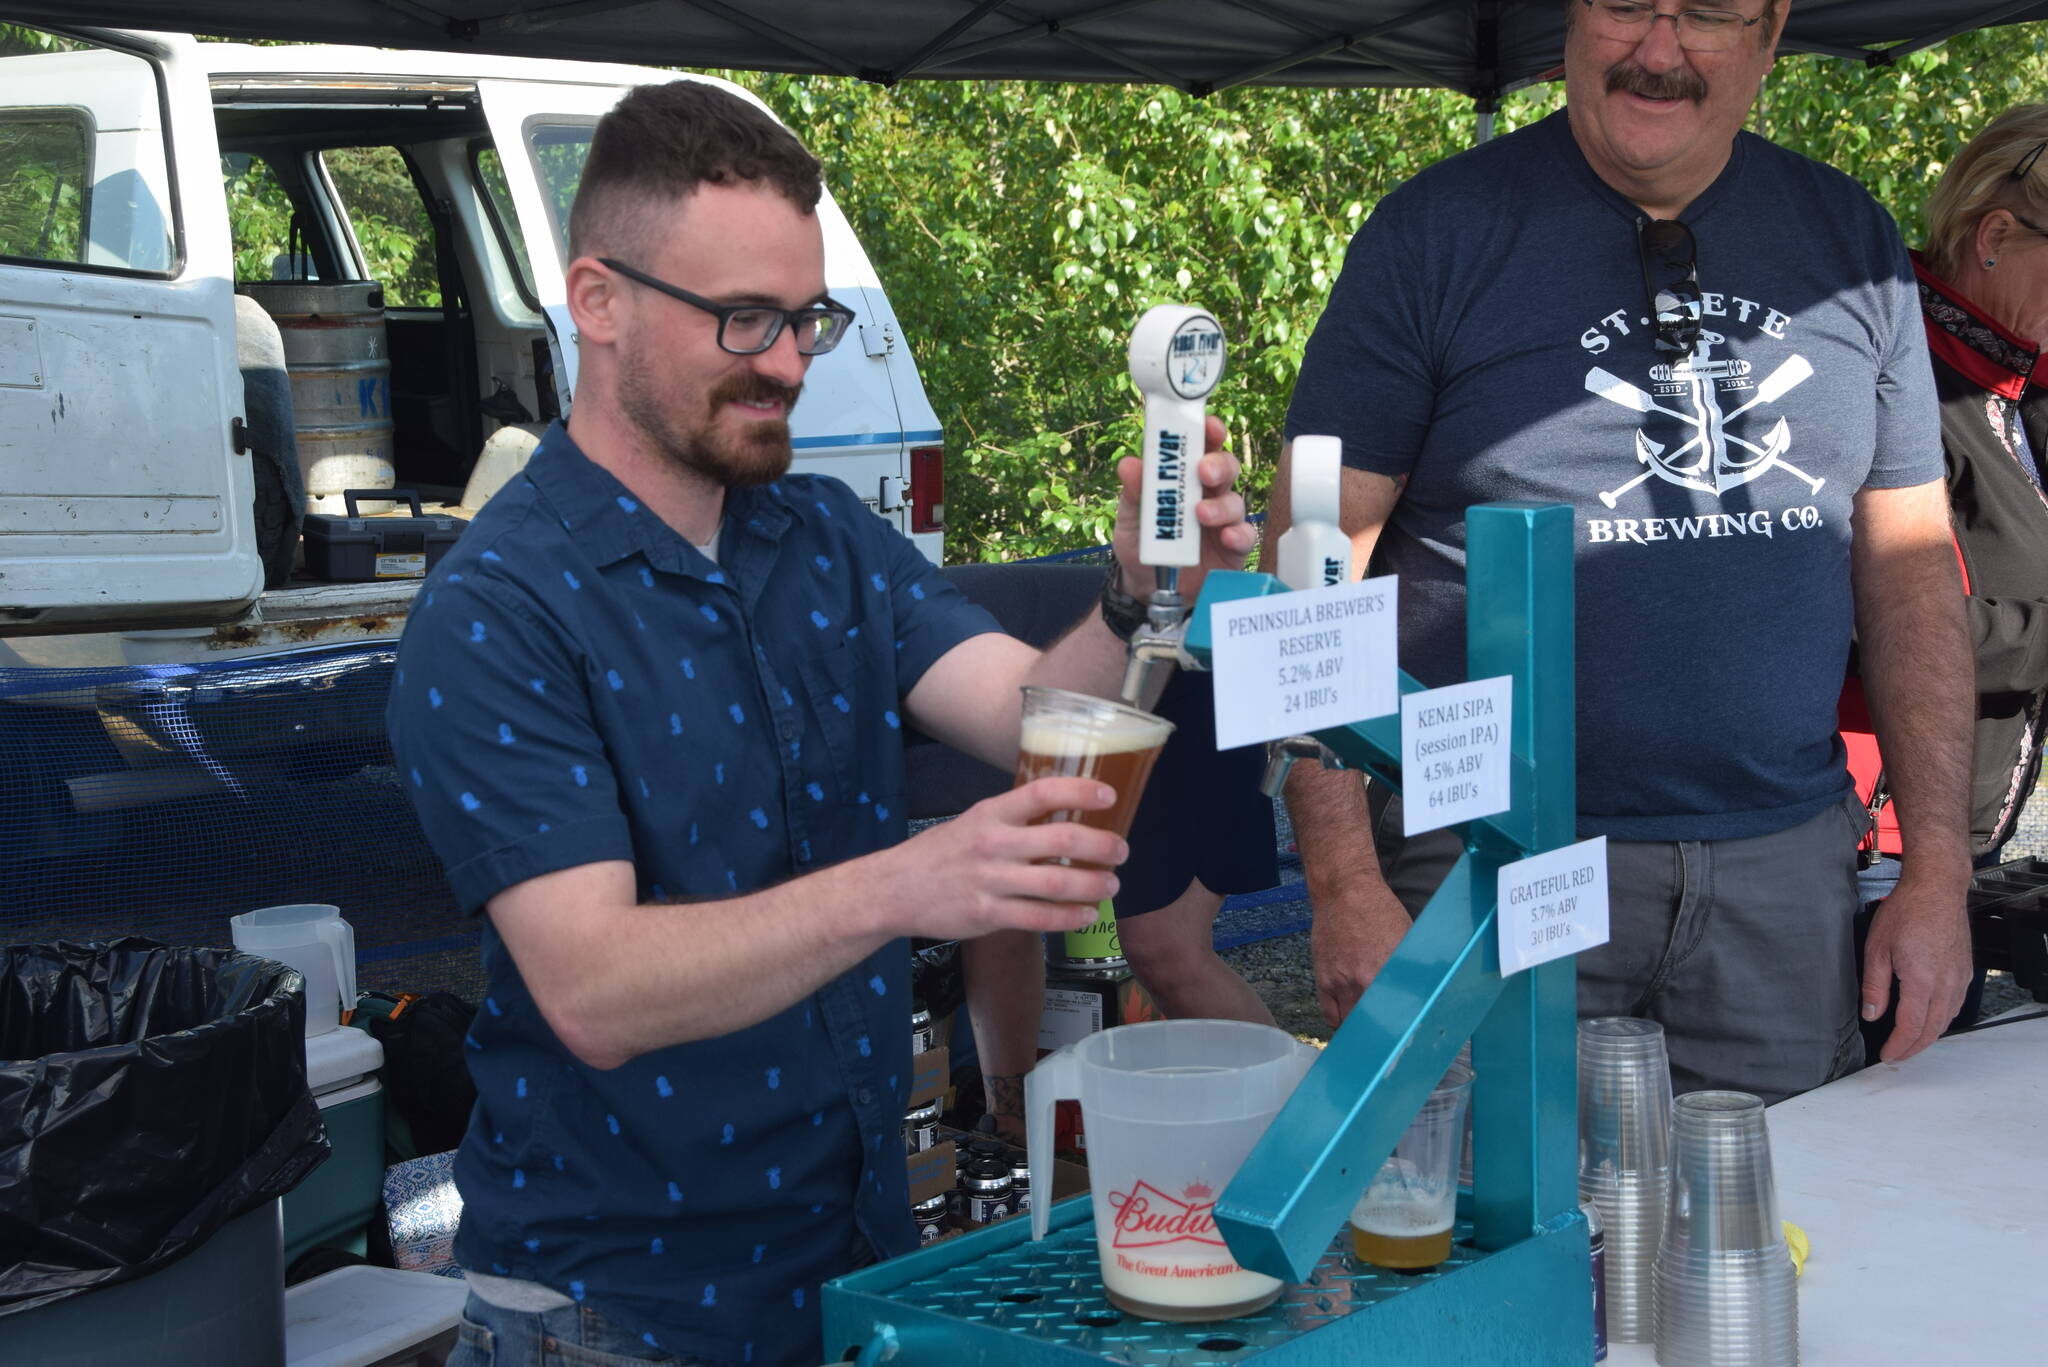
left=1108, top=1180, right=1225, bottom=1249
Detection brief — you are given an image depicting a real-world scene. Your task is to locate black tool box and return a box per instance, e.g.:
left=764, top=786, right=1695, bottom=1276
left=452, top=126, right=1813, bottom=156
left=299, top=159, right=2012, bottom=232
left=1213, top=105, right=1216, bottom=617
left=302, top=489, right=468, bottom=582
left=1968, top=856, right=2048, bottom=1000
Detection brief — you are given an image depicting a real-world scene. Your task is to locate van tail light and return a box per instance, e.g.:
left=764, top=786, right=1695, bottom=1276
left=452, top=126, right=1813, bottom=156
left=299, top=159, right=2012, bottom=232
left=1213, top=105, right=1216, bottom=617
left=910, top=444, right=945, bottom=534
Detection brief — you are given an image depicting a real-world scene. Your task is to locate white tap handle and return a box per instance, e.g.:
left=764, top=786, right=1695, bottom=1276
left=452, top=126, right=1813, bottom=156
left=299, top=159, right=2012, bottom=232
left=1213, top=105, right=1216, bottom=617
left=1275, top=434, right=1353, bottom=590
left=1128, top=305, right=1226, bottom=570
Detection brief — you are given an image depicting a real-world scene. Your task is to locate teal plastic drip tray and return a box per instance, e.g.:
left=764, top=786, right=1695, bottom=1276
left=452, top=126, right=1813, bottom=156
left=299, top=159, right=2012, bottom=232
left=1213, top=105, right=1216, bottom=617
left=822, top=1194, right=1516, bottom=1364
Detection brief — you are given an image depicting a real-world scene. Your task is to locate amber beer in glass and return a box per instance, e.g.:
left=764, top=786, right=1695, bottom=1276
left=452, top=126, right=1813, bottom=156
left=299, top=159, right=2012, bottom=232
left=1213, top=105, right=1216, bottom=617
left=1012, top=687, right=1176, bottom=862
left=1348, top=1060, right=1473, bottom=1272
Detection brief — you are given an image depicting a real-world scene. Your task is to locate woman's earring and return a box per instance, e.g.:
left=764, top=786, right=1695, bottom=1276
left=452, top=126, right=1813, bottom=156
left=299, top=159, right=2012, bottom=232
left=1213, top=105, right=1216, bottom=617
left=1986, top=258, right=1999, bottom=268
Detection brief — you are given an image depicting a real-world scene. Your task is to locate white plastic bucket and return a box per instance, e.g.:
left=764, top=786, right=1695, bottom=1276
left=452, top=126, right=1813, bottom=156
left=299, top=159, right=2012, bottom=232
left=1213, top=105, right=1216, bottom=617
left=230, top=904, right=357, bottom=1038
left=1026, top=1019, right=1315, bottom=1322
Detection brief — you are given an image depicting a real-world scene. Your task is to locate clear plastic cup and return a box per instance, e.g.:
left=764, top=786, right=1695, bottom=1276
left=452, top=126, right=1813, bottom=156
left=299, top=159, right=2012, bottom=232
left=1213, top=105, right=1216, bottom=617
left=1013, top=686, right=1175, bottom=862
left=1579, top=1017, right=1673, bottom=1344
left=1652, top=1091, right=1798, bottom=1367
left=1350, top=1060, right=1474, bottom=1272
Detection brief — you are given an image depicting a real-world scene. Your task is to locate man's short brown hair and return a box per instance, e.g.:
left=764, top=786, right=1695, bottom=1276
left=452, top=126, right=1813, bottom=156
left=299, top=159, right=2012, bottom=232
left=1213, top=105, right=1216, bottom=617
left=566, top=79, right=823, bottom=261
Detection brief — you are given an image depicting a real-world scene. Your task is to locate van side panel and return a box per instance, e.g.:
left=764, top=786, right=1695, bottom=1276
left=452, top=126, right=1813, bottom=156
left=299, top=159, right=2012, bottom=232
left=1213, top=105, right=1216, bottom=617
left=0, top=33, right=254, bottom=628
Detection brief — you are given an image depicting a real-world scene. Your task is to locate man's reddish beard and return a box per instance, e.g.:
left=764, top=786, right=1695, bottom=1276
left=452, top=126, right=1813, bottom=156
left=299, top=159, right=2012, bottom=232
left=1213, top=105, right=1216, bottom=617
left=619, top=355, right=802, bottom=488
left=1606, top=60, right=1709, bottom=105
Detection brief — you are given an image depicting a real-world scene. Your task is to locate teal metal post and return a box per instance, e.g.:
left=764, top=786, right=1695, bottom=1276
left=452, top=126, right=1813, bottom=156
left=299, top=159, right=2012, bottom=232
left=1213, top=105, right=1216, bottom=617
left=1199, top=502, right=1578, bottom=1279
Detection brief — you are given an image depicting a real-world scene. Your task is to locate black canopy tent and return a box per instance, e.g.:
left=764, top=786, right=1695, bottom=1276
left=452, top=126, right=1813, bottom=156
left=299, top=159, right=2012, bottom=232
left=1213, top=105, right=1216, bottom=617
left=3, top=0, right=2047, bottom=100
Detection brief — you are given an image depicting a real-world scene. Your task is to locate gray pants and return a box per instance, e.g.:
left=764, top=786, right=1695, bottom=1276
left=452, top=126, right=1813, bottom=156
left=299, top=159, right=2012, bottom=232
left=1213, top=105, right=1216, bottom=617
left=1367, top=786, right=1867, bottom=1105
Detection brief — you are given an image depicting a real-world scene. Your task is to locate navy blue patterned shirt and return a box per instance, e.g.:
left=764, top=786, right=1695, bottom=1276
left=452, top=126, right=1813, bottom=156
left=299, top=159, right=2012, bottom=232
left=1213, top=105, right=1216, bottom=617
left=387, top=424, right=998, bottom=1366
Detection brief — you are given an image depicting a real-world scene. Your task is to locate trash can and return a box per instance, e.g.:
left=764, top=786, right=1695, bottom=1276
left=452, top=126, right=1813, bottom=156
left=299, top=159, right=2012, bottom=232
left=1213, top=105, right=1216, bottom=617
left=0, top=939, right=331, bottom=1365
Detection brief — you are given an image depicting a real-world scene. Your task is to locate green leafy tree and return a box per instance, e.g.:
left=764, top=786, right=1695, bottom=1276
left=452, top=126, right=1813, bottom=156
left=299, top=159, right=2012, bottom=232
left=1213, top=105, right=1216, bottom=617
left=731, top=25, right=2048, bottom=562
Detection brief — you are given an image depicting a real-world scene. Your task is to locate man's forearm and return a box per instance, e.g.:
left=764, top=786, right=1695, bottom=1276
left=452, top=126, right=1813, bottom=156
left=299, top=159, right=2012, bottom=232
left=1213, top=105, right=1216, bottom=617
left=1854, top=492, right=1975, bottom=877
left=491, top=855, right=902, bottom=1071
left=962, top=928, right=1046, bottom=1141
left=1287, top=762, right=1384, bottom=900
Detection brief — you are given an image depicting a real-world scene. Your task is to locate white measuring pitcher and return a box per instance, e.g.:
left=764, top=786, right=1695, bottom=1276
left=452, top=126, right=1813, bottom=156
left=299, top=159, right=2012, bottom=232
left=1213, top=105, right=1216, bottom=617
left=230, top=904, right=357, bottom=1037
left=1027, top=1019, right=1316, bottom=1322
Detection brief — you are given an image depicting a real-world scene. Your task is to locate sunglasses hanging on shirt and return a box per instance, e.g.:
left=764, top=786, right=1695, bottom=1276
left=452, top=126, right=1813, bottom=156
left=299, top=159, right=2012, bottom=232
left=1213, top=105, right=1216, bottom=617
left=1637, top=217, right=1703, bottom=358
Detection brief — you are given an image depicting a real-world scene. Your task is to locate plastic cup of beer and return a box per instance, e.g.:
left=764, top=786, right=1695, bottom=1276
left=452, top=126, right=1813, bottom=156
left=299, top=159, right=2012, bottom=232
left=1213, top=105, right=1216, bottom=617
left=1350, top=1060, right=1474, bottom=1271
left=1013, top=686, right=1175, bottom=863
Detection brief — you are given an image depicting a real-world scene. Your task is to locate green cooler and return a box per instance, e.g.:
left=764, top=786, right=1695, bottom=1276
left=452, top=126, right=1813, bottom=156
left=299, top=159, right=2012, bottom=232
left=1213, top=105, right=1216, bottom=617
left=285, top=1024, right=386, bottom=1267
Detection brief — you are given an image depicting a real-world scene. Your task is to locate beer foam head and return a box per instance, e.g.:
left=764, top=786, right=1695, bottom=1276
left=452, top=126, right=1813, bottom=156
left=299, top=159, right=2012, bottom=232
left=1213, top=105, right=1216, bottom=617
left=1021, top=707, right=1171, bottom=757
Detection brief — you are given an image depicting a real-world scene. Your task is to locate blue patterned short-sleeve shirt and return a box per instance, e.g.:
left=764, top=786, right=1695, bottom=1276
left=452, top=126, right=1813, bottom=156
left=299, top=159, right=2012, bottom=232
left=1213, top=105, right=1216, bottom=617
left=387, top=424, right=999, bottom=1366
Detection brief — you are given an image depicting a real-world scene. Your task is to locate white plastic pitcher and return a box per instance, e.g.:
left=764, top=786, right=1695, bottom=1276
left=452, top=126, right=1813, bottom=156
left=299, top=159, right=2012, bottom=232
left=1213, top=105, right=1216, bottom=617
left=1027, top=1019, right=1316, bottom=1323
left=230, top=904, right=356, bottom=1037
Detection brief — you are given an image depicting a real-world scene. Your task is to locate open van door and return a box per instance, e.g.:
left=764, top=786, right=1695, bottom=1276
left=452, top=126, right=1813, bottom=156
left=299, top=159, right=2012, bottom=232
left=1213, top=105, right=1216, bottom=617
left=0, top=27, right=254, bottom=630
left=476, top=75, right=933, bottom=555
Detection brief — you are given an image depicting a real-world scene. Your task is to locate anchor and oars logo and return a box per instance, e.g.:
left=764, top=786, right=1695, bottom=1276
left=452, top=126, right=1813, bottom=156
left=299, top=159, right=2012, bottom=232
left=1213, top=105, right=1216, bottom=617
left=1584, top=335, right=1823, bottom=508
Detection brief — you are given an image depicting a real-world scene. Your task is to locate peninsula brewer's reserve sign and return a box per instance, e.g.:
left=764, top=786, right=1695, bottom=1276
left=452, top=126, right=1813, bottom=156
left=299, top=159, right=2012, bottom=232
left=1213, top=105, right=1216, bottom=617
left=1209, top=577, right=1398, bottom=749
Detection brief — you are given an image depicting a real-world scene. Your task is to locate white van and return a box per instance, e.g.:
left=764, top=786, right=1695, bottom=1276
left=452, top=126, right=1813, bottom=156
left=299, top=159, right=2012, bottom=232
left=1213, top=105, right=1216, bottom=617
left=0, top=25, right=946, bottom=663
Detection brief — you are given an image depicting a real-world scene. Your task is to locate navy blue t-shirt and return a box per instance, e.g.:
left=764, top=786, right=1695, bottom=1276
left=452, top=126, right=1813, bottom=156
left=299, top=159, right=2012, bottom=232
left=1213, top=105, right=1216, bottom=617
left=1287, top=111, right=1942, bottom=840
left=387, top=425, right=998, bottom=1365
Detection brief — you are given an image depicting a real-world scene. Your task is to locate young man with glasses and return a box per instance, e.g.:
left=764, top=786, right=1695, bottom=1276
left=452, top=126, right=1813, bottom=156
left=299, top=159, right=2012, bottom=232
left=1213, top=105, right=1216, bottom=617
left=1272, top=0, right=1974, bottom=1106
left=388, top=79, right=1254, bottom=1367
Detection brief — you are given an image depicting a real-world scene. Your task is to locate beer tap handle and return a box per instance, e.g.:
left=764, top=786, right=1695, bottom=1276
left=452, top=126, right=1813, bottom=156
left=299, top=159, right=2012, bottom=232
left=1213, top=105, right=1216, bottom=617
left=1275, top=435, right=1353, bottom=590
left=1120, top=305, right=1226, bottom=710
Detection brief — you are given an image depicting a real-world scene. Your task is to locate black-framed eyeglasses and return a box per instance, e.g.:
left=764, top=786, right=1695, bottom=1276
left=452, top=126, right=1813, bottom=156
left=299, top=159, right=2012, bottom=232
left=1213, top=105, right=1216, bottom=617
left=1638, top=217, right=1703, bottom=358
left=599, top=257, right=856, bottom=356
left=1581, top=1, right=1766, bottom=53
left=2012, top=141, right=2047, bottom=184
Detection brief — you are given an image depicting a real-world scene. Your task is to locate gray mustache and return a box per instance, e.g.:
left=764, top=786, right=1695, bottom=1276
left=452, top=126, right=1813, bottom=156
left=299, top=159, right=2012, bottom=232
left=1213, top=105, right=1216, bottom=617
left=1606, top=62, right=1708, bottom=103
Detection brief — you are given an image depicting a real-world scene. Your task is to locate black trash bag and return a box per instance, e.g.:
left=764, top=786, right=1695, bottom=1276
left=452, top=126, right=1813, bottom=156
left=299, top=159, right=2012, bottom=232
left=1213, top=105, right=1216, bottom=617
left=0, top=939, right=330, bottom=1316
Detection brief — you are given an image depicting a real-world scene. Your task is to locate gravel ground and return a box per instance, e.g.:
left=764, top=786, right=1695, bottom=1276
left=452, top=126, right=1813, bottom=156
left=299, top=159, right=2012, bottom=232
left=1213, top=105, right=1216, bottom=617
left=1215, top=792, right=2046, bottom=1045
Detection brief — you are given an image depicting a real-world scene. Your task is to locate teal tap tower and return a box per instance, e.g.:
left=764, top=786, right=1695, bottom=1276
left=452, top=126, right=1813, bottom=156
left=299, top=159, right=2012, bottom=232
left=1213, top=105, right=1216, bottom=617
left=823, top=502, right=1590, bottom=1365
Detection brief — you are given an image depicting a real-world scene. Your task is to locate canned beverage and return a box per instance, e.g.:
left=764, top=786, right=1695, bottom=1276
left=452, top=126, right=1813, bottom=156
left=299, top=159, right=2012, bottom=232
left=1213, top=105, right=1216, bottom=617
left=902, top=1097, right=943, bottom=1155
left=1583, top=1199, right=1608, bottom=1362
left=910, top=999, right=934, bottom=1056
left=964, top=1157, right=1013, bottom=1224
left=949, top=1147, right=973, bottom=1219
left=1009, top=1156, right=1031, bottom=1213
left=913, top=1193, right=948, bottom=1245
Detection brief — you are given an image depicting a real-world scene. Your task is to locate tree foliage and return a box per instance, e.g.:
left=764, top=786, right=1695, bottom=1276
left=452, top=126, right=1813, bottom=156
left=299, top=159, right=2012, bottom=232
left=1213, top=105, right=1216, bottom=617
left=731, top=24, right=2048, bottom=561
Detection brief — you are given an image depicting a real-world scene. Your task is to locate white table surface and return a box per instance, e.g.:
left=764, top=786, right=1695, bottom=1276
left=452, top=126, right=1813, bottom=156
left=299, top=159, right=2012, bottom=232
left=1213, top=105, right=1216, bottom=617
left=1606, top=1012, right=2047, bottom=1365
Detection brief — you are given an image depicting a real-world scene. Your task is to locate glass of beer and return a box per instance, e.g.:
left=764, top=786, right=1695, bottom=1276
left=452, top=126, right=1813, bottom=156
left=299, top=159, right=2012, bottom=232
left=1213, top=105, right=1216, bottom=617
left=1349, top=1060, right=1474, bottom=1271
left=1012, top=686, right=1176, bottom=864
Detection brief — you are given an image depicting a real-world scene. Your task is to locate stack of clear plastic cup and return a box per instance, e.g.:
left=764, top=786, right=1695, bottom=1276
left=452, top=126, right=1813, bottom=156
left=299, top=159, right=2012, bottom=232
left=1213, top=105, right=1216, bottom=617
left=1653, top=1091, right=1799, bottom=1367
left=1578, top=1017, right=1673, bottom=1343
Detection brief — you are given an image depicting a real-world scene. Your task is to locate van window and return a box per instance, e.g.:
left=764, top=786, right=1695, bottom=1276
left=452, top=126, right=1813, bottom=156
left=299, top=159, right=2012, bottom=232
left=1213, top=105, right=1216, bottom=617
left=527, top=122, right=594, bottom=258
left=472, top=142, right=537, bottom=306
left=323, top=145, right=442, bottom=308
left=222, top=151, right=310, bottom=281
left=0, top=27, right=175, bottom=274
left=0, top=111, right=88, bottom=264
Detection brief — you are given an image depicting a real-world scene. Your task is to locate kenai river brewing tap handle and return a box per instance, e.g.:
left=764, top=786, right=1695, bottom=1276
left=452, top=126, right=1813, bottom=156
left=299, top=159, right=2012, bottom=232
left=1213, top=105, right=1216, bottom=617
left=1118, top=306, right=1226, bottom=710
left=1128, top=305, right=1226, bottom=578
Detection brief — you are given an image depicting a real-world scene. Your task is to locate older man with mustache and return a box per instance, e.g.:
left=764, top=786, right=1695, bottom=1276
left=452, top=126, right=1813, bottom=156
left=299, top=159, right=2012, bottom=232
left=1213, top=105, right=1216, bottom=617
left=1267, top=0, right=1973, bottom=1104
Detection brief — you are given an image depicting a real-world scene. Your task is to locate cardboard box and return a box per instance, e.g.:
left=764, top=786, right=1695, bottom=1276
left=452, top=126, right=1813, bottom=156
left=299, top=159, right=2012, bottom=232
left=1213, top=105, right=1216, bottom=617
left=914, top=1126, right=1090, bottom=1246
left=907, top=1043, right=950, bottom=1108
left=905, top=1139, right=956, bottom=1206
